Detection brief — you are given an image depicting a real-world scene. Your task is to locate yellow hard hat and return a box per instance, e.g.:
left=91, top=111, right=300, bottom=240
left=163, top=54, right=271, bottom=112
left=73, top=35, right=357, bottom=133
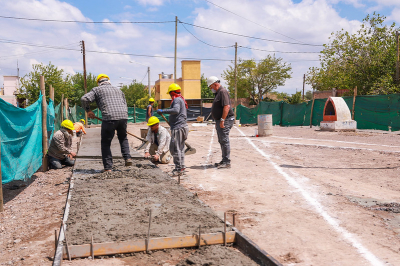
left=96, top=73, right=109, bottom=83
left=147, top=116, right=160, bottom=126
left=61, top=120, right=74, bottom=131
left=167, top=83, right=181, bottom=94
left=80, top=119, right=85, bottom=124
left=149, top=98, right=155, bottom=102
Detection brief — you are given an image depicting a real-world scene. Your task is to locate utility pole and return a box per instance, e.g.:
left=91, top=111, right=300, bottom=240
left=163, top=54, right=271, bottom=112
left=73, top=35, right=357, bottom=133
left=396, top=31, right=399, bottom=85
left=148, top=67, right=151, bottom=97
left=174, top=16, right=178, bottom=83
left=234, top=42, right=238, bottom=119
left=302, top=74, right=305, bottom=100
left=81, top=40, right=88, bottom=126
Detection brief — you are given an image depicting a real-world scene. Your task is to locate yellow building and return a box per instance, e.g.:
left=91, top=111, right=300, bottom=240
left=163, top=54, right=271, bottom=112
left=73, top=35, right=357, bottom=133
left=155, top=60, right=201, bottom=108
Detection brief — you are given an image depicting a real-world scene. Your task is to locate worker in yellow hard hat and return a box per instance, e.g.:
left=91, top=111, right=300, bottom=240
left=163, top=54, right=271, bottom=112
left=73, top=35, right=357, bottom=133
left=74, top=119, right=87, bottom=137
left=146, top=97, right=155, bottom=122
left=144, top=116, right=171, bottom=164
left=81, top=73, right=132, bottom=172
left=157, top=83, right=189, bottom=175
left=47, top=120, right=76, bottom=169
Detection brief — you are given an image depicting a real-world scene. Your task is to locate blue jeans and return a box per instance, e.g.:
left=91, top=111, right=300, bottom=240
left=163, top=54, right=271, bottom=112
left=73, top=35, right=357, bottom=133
left=48, top=155, right=75, bottom=169
left=215, top=118, right=234, bottom=163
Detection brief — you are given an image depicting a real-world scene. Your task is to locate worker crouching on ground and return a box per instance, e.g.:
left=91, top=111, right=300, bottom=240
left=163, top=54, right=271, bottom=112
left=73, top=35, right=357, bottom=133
left=144, top=116, right=172, bottom=164
left=207, top=76, right=235, bottom=169
left=157, top=83, right=189, bottom=176
left=81, top=74, right=133, bottom=172
left=48, top=120, right=76, bottom=169
left=146, top=98, right=155, bottom=122
left=74, top=119, right=87, bottom=137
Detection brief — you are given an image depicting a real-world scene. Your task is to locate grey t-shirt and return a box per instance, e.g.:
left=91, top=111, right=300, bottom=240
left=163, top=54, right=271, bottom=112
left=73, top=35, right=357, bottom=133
left=146, top=104, right=153, bottom=121
left=162, top=97, right=187, bottom=130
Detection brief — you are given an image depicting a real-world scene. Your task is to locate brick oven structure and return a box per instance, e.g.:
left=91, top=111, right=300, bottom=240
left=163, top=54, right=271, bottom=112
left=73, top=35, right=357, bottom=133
left=320, top=97, right=357, bottom=131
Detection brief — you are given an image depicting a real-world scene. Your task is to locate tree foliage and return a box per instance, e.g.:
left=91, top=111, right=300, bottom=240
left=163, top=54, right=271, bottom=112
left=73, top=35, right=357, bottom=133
left=306, top=13, right=400, bottom=95
left=223, top=55, right=292, bottom=104
left=201, top=74, right=214, bottom=100
left=120, top=81, right=155, bottom=109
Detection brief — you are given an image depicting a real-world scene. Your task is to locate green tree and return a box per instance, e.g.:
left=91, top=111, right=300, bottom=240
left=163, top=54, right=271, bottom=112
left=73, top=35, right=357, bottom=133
left=19, top=62, right=73, bottom=105
left=120, top=81, right=155, bottom=108
left=201, top=74, right=214, bottom=100
left=223, top=55, right=292, bottom=104
left=69, top=72, right=97, bottom=106
left=305, top=90, right=313, bottom=101
left=306, top=13, right=400, bottom=95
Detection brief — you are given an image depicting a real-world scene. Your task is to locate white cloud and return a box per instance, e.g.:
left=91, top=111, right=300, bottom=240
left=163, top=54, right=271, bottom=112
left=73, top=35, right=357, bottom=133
left=135, top=0, right=166, bottom=6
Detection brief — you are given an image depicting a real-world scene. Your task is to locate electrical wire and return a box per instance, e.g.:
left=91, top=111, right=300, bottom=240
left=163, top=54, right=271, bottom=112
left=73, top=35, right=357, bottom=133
left=179, top=21, right=323, bottom=47
left=0, top=15, right=174, bottom=24
left=202, top=0, right=306, bottom=44
left=140, top=70, right=148, bottom=83
left=0, top=42, right=80, bottom=59
left=180, top=20, right=234, bottom=48
left=238, top=45, right=320, bottom=54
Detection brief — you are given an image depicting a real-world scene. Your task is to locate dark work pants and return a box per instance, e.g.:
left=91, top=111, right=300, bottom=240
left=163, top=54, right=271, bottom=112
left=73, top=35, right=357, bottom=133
left=170, top=126, right=189, bottom=170
left=48, top=155, right=75, bottom=169
left=101, top=119, right=131, bottom=170
left=215, top=118, right=234, bottom=164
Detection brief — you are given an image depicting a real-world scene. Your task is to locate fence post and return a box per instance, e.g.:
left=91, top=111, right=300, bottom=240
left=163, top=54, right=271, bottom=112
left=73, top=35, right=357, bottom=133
left=134, top=105, right=136, bottom=123
left=309, top=94, right=315, bottom=128
left=352, top=86, right=357, bottom=120
left=0, top=138, right=3, bottom=212
left=40, top=76, right=48, bottom=172
left=61, top=94, right=64, bottom=122
left=49, top=85, right=54, bottom=102
left=64, top=98, right=69, bottom=120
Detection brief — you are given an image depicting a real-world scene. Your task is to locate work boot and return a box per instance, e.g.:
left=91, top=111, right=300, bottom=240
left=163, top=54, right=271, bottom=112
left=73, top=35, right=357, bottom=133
left=125, top=158, right=133, bottom=166
left=171, top=168, right=185, bottom=176
left=214, top=161, right=224, bottom=167
left=217, top=162, right=231, bottom=169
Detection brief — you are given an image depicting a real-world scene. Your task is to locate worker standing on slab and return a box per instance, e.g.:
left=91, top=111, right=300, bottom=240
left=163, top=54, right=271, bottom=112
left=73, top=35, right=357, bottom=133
left=144, top=116, right=172, bottom=164
left=48, top=120, right=76, bottom=169
left=74, top=119, right=87, bottom=137
left=157, top=83, right=189, bottom=175
left=146, top=98, right=155, bottom=122
left=207, top=76, right=235, bottom=169
left=81, top=74, right=133, bottom=172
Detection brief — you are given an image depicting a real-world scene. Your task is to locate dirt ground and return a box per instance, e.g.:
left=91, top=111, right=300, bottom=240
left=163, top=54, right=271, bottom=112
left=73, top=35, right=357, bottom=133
left=67, top=159, right=229, bottom=245
left=2, top=123, right=400, bottom=265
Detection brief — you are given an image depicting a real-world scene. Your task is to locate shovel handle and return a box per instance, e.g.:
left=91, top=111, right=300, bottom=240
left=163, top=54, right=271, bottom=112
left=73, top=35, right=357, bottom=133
left=158, top=113, right=193, bottom=149
left=93, top=116, right=147, bottom=142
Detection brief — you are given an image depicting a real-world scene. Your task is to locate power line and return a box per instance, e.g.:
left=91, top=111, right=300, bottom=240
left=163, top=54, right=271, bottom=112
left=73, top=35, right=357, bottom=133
left=0, top=42, right=80, bottom=59
left=140, top=70, right=148, bottom=83
left=179, top=21, right=323, bottom=47
left=0, top=15, right=174, bottom=24
left=202, top=0, right=306, bottom=44
left=238, top=45, right=320, bottom=54
left=180, top=21, right=234, bottom=49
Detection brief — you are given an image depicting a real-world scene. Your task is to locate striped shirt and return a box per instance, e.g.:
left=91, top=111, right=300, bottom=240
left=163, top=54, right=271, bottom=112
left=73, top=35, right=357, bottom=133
left=81, top=83, right=128, bottom=121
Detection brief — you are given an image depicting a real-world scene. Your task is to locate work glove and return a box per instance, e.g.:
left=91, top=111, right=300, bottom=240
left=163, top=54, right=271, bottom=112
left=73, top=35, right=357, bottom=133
left=157, top=109, right=163, bottom=113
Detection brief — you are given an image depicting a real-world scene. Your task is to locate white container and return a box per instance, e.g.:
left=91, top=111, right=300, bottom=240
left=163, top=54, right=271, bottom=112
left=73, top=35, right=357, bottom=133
left=258, top=114, right=273, bottom=136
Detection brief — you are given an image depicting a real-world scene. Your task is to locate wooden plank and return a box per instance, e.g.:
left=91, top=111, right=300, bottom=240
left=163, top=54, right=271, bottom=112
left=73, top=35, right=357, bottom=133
left=233, top=228, right=282, bottom=266
left=63, top=231, right=236, bottom=259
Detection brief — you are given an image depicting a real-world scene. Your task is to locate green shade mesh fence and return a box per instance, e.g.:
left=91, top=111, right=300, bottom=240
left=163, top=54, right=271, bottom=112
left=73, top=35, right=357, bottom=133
left=236, top=94, right=400, bottom=131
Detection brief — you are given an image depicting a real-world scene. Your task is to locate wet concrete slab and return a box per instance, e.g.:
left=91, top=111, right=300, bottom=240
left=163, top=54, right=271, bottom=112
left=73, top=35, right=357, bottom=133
left=77, top=127, right=142, bottom=159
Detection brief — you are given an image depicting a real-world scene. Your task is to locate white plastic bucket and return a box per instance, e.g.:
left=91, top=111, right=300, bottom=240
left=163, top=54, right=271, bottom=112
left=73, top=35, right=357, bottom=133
left=258, top=114, right=273, bottom=136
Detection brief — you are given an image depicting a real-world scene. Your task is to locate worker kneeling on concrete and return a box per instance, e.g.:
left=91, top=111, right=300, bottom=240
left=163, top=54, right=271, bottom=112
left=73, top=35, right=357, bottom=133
left=144, top=116, right=172, bottom=164
left=74, top=119, right=87, bottom=137
left=48, top=120, right=76, bottom=169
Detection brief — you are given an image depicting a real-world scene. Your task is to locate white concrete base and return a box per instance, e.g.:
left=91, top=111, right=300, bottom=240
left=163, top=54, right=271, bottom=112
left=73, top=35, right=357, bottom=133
left=320, top=120, right=357, bottom=131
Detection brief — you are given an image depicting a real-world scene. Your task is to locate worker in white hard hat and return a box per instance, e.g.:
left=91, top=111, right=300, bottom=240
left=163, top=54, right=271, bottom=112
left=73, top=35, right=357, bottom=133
left=207, top=76, right=235, bottom=169
left=146, top=98, right=155, bottom=122
left=144, top=116, right=172, bottom=164
left=81, top=73, right=133, bottom=172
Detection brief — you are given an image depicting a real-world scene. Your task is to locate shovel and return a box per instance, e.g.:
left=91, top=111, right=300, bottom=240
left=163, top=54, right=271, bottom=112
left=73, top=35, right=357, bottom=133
left=92, top=116, right=149, bottom=150
left=159, top=113, right=196, bottom=155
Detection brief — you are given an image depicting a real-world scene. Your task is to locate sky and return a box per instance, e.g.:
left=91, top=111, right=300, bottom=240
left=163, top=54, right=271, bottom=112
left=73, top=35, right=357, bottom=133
left=0, top=0, right=400, bottom=95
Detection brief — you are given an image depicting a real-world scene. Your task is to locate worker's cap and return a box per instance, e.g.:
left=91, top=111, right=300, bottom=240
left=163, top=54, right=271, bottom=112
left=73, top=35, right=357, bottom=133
left=96, top=73, right=109, bottom=83
left=61, top=120, right=74, bottom=131
left=149, top=97, right=155, bottom=102
left=147, top=116, right=160, bottom=126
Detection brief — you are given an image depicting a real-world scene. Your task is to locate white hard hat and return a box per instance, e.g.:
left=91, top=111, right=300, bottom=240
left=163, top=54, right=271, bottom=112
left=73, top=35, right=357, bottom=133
left=207, top=76, right=219, bottom=87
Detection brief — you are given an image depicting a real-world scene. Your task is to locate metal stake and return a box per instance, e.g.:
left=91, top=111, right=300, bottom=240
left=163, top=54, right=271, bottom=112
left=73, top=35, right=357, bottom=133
left=198, top=225, right=201, bottom=248
left=54, top=229, right=58, bottom=252
left=62, top=221, right=71, bottom=261
left=146, top=210, right=152, bottom=253
left=91, top=235, right=94, bottom=260
left=232, top=213, right=236, bottom=227
left=224, top=212, right=227, bottom=246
